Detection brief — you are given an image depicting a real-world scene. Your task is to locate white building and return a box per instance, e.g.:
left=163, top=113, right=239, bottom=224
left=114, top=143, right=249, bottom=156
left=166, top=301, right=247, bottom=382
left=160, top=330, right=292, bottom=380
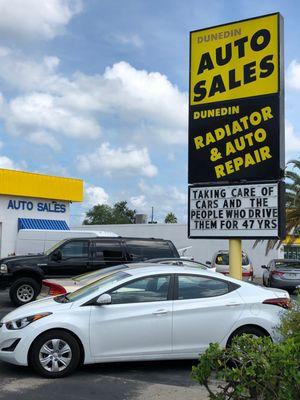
left=0, top=169, right=83, bottom=257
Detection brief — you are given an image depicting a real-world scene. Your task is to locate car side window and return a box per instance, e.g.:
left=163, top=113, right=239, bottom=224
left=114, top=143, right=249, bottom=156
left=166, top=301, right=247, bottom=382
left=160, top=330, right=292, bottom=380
left=92, top=241, right=124, bottom=261
left=177, top=275, right=229, bottom=300
left=125, top=240, right=174, bottom=260
left=109, top=275, right=171, bottom=304
left=60, top=241, right=89, bottom=258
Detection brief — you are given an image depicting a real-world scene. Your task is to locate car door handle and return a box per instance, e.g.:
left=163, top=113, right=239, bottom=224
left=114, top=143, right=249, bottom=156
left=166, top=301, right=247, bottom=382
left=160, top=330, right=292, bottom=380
left=226, top=302, right=241, bottom=307
left=153, top=309, right=168, bottom=315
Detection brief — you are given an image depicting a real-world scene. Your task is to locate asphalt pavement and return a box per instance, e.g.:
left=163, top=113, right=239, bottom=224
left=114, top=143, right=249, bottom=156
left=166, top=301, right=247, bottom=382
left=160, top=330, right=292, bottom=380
left=0, top=290, right=208, bottom=400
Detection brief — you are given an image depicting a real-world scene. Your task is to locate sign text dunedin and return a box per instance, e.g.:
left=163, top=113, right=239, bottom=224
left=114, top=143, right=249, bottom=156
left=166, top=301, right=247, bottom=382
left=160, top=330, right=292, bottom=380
left=188, top=13, right=285, bottom=239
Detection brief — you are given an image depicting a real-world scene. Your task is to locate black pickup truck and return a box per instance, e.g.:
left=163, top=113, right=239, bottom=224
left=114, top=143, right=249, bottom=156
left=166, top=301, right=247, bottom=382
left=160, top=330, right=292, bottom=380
left=0, top=237, right=179, bottom=306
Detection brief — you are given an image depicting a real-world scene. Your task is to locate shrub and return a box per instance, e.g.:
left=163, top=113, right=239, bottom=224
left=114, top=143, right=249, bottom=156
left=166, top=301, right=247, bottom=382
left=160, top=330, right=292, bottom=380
left=192, top=335, right=300, bottom=400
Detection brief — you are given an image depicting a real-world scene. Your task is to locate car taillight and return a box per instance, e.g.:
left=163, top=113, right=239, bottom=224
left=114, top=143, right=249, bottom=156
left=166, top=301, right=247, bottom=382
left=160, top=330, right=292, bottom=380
left=271, top=270, right=284, bottom=276
left=263, top=297, right=291, bottom=309
left=42, top=280, right=67, bottom=296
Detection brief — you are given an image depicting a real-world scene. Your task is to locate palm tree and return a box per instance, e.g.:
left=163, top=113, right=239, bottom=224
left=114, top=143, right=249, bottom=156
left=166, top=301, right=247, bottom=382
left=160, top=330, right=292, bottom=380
left=254, top=159, right=300, bottom=254
left=165, top=212, right=177, bottom=223
left=285, top=159, right=300, bottom=235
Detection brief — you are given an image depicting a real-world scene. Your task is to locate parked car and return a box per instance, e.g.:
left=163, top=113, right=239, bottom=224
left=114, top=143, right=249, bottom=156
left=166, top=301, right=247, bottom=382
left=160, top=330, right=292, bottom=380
left=207, top=250, right=253, bottom=281
left=39, top=258, right=214, bottom=298
left=0, top=237, right=179, bottom=306
left=0, top=264, right=290, bottom=378
left=262, top=259, right=300, bottom=293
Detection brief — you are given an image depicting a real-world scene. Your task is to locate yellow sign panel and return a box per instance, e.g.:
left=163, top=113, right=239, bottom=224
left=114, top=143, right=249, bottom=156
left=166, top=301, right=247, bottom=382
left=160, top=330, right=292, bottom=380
left=190, top=14, right=279, bottom=105
left=0, top=169, right=83, bottom=202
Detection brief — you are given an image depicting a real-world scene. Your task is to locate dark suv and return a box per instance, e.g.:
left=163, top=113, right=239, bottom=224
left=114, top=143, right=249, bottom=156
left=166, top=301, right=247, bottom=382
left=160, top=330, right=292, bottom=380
left=0, top=237, right=179, bottom=306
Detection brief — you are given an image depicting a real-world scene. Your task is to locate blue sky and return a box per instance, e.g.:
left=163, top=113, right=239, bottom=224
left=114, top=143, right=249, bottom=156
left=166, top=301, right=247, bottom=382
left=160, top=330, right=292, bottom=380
left=0, top=0, right=299, bottom=224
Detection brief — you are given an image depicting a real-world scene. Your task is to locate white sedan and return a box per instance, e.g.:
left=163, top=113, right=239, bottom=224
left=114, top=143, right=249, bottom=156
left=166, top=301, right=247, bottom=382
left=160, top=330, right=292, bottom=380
left=0, top=264, right=290, bottom=378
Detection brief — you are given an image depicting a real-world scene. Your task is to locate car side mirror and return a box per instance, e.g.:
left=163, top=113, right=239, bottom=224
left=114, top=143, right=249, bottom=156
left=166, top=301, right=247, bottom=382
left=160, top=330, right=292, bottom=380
left=51, top=249, right=62, bottom=261
left=206, top=261, right=211, bottom=265
left=96, top=293, right=112, bottom=305
left=261, top=265, right=267, bottom=269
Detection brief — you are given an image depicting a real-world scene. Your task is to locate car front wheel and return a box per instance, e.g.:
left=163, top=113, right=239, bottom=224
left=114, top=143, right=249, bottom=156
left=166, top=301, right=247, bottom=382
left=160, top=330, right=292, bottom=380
left=29, top=330, right=81, bottom=378
left=9, top=277, right=40, bottom=306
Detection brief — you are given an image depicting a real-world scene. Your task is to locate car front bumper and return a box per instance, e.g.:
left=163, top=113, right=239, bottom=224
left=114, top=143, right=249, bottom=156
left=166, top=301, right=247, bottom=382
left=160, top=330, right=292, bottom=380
left=0, top=323, right=31, bottom=366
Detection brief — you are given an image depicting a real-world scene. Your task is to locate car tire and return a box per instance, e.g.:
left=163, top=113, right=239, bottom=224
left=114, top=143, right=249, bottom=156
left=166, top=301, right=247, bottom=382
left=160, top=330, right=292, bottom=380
left=9, top=277, right=41, bottom=306
left=29, top=330, right=81, bottom=378
left=227, top=325, right=269, bottom=348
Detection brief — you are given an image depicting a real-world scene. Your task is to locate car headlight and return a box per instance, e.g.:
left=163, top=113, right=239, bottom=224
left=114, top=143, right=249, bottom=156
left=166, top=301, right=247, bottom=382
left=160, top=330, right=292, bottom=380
left=5, top=312, right=52, bottom=330
left=0, top=264, right=8, bottom=274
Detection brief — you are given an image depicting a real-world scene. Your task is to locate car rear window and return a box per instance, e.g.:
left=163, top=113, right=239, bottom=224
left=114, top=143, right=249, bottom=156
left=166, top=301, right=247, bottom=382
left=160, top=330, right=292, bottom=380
left=275, top=262, right=300, bottom=269
left=125, top=240, right=174, bottom=260
left=215, top=253, right=249, bottom=266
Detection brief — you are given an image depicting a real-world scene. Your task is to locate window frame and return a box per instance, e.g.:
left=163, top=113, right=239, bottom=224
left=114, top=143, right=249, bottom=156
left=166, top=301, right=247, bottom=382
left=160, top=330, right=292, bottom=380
left=173, top=273, right=240, bottom=301
left=106, top=273, right=175, bottom=305
left=90, top=239, right=125, bottom=261
left=124, top=239, right=175, bottom=261
left=59, top=239, right=90, bottom=260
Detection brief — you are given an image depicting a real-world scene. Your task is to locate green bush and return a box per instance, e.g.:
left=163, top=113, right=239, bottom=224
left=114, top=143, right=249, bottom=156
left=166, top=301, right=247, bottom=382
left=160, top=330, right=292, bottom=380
left=192, top=298, right=300, bottom=400
left=278, top=295, right=300, bottom=342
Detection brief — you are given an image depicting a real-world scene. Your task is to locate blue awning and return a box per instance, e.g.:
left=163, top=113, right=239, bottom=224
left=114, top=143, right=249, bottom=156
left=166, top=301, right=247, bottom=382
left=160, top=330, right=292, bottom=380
left=18, top=218, right=70, bottom=231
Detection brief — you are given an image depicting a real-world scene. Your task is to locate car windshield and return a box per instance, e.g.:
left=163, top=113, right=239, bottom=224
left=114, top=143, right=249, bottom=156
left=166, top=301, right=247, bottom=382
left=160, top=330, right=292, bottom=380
left=275, top=261, right=300, bottom=269
left=73, top=264, right=129, bottom=284
left=65, top=270, right=131, bottom=302
left=215, top=253, right=249, bottom=266
left=44, top=239, right=67, bottom=255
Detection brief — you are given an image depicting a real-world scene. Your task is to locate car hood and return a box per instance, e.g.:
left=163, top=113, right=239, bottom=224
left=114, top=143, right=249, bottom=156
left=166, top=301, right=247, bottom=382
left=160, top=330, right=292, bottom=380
left=1, top=254, right=44, bottom=264
left=1, top=296, right=73, bottom=323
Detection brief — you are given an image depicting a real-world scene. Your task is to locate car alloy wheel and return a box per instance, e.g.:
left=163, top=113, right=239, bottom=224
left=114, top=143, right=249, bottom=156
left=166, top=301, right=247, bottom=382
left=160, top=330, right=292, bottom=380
left=16, top=284, right=34, bottom=303
left=39, top=339, right=72, bottom=373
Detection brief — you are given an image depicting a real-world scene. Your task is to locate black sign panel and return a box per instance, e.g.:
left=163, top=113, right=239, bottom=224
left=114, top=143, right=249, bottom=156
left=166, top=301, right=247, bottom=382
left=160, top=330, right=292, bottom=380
left=189, top=94, right=283, bottom=183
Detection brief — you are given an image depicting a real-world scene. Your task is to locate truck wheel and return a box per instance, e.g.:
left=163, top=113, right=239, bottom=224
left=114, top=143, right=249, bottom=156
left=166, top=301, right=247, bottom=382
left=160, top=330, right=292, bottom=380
left=9, top=278, right=41, bottom=306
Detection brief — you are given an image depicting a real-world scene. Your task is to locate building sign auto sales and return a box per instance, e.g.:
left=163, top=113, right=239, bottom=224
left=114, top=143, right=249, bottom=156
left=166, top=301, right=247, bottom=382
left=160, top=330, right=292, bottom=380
left=188, top=13, right=285, bottom=239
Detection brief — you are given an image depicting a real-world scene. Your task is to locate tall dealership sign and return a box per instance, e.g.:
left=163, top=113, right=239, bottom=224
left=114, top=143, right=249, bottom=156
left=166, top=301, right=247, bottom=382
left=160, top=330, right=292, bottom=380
left=188, top=13, right=285, bottom=239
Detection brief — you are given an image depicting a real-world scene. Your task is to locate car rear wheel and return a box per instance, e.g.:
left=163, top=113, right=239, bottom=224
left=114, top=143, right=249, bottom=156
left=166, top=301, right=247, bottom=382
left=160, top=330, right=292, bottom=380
left=29, top=330, right=81, bottom=378
left=227, top=325, right=269, bottom=348
left=9, top=277, right=41, bottom=306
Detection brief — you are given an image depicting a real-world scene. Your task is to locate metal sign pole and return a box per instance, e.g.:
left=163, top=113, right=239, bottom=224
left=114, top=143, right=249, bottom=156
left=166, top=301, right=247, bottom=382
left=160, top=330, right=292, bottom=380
left=229, top=239, right=242, bottom=280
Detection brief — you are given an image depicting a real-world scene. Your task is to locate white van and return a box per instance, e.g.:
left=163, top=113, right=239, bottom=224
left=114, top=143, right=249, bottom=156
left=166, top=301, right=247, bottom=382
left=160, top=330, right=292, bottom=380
left=15, top=229, right=118, bottom=255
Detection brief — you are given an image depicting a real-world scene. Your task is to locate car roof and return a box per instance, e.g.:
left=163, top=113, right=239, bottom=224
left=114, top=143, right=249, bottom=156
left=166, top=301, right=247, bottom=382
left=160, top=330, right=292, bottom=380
left=121, top=263, right=220, bottom=278
left=61, top=237, right=168, bottom=242
left=271, top=259, right=300, bottom=263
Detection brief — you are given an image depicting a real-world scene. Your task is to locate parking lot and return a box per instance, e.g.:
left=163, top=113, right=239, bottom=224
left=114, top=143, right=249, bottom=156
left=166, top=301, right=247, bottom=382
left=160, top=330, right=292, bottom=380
left=0, top=290, right=209, bottom=400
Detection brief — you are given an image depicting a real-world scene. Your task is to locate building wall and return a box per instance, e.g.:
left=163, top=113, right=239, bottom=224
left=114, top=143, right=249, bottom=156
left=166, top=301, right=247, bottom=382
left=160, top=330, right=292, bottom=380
left=0, top=195, right=70, bottom=257
left=72, top=223, right=283, bottom=277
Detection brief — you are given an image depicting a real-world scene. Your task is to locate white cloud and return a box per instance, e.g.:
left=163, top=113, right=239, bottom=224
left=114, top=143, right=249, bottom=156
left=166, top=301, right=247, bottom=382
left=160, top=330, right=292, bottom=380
left=286, top=60, right=300, bottom=90
left=6, top=92, right=101, bottom=139
left=285, top=120, right=300, bottom=158
left=0, top=155, right=18, bottom=169
left=77, top=142, right=158, bottom=178
left=85, top=185, right=109, bottom=207
left=0, top=0, right=82, bottom=40
left=138, top=180, right=187, bottom=222
left=27, top=131, right=61, bottom=151
left=78, top=143, right=157, bottom=178
left=130, top=195, right=147, bottom=209
left=0, top=48, right=187, bottom=151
